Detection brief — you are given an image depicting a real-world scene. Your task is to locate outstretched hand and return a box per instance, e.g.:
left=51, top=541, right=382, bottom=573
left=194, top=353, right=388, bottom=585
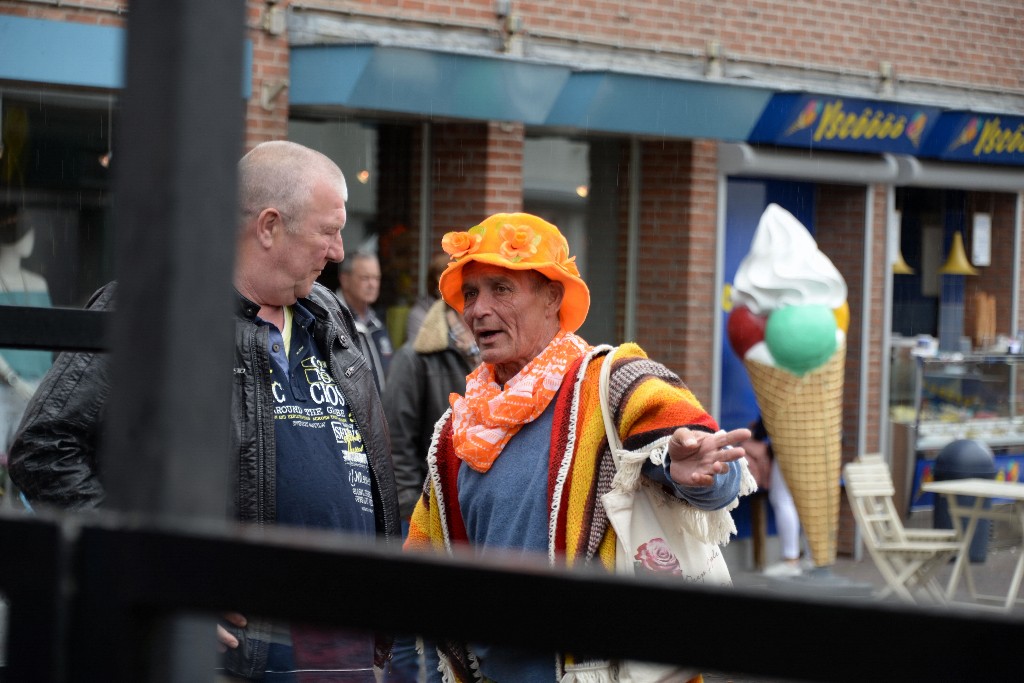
left=667, top=427, right=751, bottom=488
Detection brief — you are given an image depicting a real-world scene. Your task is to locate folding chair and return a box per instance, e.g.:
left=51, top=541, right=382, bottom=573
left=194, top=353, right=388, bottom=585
left=844, top=457, right=962, bottom=605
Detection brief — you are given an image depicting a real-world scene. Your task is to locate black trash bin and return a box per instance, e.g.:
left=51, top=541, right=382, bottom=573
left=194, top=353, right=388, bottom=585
left=933, top=439, right=997, bottom=563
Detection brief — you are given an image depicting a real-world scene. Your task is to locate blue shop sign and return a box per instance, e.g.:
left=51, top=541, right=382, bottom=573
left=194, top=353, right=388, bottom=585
left=749, top=93, right=939, bottom=155
left=919, top=112, right=1024, bottom=166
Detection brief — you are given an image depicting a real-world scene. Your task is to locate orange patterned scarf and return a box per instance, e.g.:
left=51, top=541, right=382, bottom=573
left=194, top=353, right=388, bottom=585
left=449, top=330, right=591, bottom=472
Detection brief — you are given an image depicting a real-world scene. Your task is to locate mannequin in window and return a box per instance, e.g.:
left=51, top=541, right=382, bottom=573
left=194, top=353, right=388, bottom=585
left=0, top=204, right=52, bottom=505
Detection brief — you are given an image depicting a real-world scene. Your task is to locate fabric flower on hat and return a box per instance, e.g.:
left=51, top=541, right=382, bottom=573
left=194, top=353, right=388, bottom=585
left=560, top=254, right=580, bottom=277
left=441, top=230, right=482, bottom=260
left=498, top=221, right=541, bottom=262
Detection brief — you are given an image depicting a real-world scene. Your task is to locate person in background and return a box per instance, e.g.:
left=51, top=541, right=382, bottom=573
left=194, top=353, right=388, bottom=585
left=404, top=253, right=450, bottom=344
left=8, top=140, right=401, bottom=682
left=381, top=296, right=480, bottom=682
left=338, top=251, right=392, bottom=392
left=385, top=298, right=480, bottom=522
left=743, top=417, right=805, bottom=577
left=404, top=212, right=754, bottom=683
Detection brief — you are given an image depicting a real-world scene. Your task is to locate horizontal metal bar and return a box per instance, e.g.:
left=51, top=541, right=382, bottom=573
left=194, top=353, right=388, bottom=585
left=69, top=518, right=1024, bottom=683
left=0, top=306, right=109, bottom=353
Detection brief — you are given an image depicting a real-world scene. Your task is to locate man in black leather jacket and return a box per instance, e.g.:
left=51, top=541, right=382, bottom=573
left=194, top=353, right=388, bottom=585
left=380, top=298, right=479, bottom=681
left=383, top=299, right=479, bottom=519
left=8, top=140, right=400, bottom=682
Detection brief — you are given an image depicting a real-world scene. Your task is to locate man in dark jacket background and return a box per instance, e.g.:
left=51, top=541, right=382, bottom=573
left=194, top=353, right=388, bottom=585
left=8, top=140, right=400, bottom=682
left=380, top=296, right=479, bottom=682
left=383, top=298, right=480, bottom=521
left=337, top=251, right=392, bottom=393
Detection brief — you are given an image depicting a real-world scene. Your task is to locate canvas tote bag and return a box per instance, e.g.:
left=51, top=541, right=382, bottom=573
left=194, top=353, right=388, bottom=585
left=562, top=346, right=734, bottom=683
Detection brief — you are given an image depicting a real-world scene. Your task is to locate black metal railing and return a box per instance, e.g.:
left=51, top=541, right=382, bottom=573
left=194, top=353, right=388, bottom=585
left=1, top=510, right=1022, bottom=682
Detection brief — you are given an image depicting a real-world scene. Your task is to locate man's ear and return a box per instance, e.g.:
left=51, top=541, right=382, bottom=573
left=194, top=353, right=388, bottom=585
left=256, top=208, right=284, bottom=248
left=547, top=280, right=565, bottom=311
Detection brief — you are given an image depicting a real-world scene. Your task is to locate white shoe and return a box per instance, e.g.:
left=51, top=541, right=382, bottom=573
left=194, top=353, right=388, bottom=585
left=763, top=561, right=802, bottom=577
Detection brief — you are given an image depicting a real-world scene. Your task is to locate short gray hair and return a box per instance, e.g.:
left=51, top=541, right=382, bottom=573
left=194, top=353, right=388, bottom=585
left=238, top=140, right=347, bottom=232
left=340, top=250, right=378, bottom=274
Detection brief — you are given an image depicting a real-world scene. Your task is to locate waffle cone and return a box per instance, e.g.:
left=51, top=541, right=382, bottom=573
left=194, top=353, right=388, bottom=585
left=744, top=344, right=845, bottom=567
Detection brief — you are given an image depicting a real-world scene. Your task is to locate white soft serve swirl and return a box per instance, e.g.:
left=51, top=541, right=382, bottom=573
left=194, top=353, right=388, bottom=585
left=731, top=203, right=847, bottom=316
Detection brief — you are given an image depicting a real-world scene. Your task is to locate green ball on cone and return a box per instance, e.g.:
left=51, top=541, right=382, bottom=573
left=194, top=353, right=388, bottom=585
left=765, top=304, right=838, bottom=374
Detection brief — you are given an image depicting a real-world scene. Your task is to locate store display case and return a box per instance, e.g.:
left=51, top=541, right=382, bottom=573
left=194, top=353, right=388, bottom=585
left=889, top=348, right=1024, bottom=517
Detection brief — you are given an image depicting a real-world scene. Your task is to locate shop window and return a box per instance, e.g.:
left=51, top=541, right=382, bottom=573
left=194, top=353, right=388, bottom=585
left=523, top=136, right=590, bottom=274
left=524, top=135, right=619, bottom=344
left=2, top=89, right=116, bottom=464
left=290, top=117, right=415, bottom=349
left=1, top=90, right=116, bottom=308
left=892, top=188, right=947, bottom=338
left=290, top=118, right=379, bottom=269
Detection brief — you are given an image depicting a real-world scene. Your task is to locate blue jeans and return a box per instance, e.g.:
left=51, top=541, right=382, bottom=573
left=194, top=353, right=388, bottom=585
left=384, top=635, right=421, bottom=682
left=384, top=518, right=423, bottom=682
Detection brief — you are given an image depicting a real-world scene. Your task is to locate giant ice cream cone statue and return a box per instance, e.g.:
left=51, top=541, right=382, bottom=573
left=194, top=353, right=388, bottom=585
left=727, top=204, right=848, bottom=567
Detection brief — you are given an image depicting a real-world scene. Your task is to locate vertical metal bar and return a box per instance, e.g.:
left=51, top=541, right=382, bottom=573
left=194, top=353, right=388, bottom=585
left=104, top=0, right=245, bottom=529
left=1013, top=192, right=1022, bottom=339
left=1010, top=194, right=1022, bottom=425
left=418, top=121, right=432, bottom=296
left=858, top=185, right=874, bottom=456
left=80, top=0, right=246, bottom=680
left=880, top=183, right=897, bottom=468
left=624, top=138, right=640, bottom=341
left=711, top=168, right=729, bottom=419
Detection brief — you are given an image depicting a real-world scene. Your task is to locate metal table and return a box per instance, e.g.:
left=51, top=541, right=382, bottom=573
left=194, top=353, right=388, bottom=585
left=921, top=478, right=1024, bottom=612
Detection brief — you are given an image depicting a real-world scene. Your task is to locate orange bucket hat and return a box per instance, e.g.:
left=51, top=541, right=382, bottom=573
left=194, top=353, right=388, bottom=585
left=438, top=212, right=591, bottom=332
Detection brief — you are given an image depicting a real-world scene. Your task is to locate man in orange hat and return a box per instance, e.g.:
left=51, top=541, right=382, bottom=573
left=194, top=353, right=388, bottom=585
left=404, top=212, right=754, bottom=683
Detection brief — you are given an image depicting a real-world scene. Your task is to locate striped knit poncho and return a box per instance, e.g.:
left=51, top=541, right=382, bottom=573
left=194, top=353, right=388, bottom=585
left=404, top=343, right=747, bottom=682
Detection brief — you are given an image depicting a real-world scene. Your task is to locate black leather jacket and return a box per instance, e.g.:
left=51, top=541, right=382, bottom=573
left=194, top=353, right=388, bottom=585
left=9, top=281, right=400, bottom=675
left=382, top=305, right=475, bottom=518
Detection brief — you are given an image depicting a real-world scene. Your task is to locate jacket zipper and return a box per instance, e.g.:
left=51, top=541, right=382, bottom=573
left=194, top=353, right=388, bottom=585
left=250, top=324, right=267, bottom=528
left=325, top=319, right=392, bottom=544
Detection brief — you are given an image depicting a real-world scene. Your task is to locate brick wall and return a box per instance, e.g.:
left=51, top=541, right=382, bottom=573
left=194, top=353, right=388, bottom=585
left=815, top=183, right=862, bottom=556
left=405, top=121, right=520, bottom=298
left=482, top=122, right=526, bottom=216
left=0, top=0, right=126, bottom=24
left=815, top=183, right=893, bottom=556
left=248, top=0, right=290, bottom=149
left=627, top=139, right=718, bottom=402
left=335, top=0, right=1023, bottom=91
left=815, top=184, right=868, bottom=459
left=414, top=121, right=525, bottom=269
left=8, top=1, right=1022, bottom=150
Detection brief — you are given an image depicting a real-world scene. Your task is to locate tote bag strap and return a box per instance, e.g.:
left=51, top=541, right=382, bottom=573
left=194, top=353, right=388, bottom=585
left=598, top=345, right=624, bottom=469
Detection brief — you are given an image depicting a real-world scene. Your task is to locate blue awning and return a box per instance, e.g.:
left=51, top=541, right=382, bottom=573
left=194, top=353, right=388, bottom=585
left=0, top=15, right=124, bottom=89
left=0, top=15, right=252, bottom=97
left=290, top=45, right=774, bottom=140
left=543, top=71, right=775, bottom=139
left=290, top=45, right=571, bottom=125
